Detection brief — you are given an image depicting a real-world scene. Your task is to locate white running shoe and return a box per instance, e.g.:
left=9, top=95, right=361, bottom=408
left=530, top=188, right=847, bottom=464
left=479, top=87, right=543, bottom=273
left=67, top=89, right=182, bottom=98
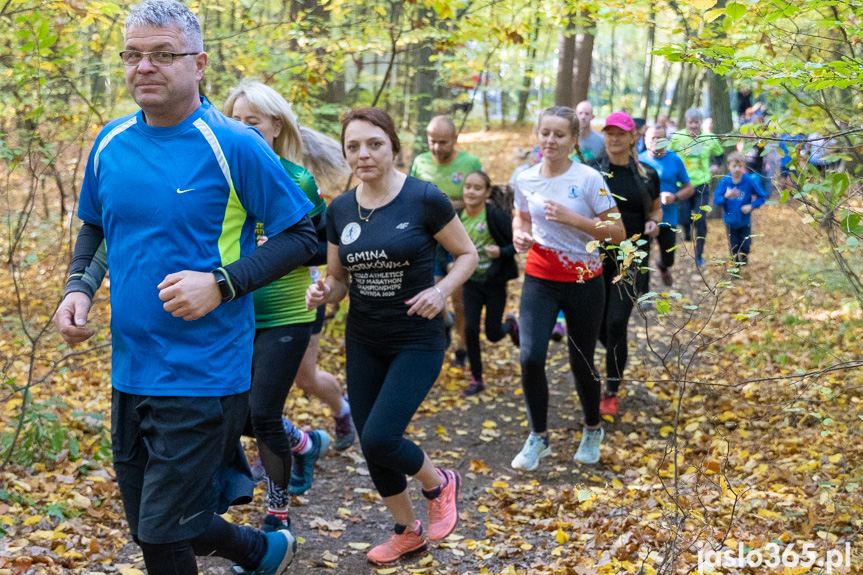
left=511, top=433, right=551, bottom=471
left=573, top=427, right=604, bottom=464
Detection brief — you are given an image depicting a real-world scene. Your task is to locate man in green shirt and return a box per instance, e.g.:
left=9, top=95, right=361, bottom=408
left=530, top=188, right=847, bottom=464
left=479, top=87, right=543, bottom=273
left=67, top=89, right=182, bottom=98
left=410, top=115, right=483, bottom=368
left=410, top=115, right=483, bottom=208
left=670, top=107, right=725, bottom=267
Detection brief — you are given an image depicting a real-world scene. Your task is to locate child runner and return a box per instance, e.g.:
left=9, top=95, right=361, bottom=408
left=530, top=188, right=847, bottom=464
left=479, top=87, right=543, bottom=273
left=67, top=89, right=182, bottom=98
left=511, top=106, right=625, bottom=470
left=458, top=170, right=520, bottom=397
left=713, top=152, right=767, bottom=271
left=306, top=108, right=478, bottom=564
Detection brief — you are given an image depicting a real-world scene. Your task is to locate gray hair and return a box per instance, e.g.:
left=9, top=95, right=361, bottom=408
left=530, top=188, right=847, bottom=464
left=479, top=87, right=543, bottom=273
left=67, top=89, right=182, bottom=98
left=684, top=107, right=704, bottom=121
left=126, top=0, right=203, bottom=52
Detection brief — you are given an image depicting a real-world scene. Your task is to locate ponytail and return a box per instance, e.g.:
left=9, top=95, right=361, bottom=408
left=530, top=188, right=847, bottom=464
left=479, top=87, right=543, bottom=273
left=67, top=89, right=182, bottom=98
left=299, top=126, right=351, bottom=195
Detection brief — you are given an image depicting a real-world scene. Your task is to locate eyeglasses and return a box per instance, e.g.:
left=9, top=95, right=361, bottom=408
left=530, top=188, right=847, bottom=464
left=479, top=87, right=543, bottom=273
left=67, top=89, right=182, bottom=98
left=119, top=50, right=200, bottom=67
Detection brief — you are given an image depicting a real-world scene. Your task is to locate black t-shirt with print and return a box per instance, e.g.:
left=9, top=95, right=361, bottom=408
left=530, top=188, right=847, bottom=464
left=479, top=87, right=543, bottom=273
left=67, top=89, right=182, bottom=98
left=326, top=176, right=456, bottom=349
left=607, top=162, right=660, bottom=237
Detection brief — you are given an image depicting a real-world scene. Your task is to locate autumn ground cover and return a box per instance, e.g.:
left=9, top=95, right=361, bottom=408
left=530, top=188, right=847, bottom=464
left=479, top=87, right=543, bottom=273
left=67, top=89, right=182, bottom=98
left=1, top=128, right=862, bottom=574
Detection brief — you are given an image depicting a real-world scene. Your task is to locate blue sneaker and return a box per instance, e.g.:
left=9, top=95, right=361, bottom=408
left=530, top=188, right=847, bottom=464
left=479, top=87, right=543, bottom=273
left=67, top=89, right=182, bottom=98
left=255, top=529, right=297, bottom=574
left=289, top=430, right=330, bottom=495
left=695, top=257, right=706, bottom=269
left=231, top=528, right=297, bottom=575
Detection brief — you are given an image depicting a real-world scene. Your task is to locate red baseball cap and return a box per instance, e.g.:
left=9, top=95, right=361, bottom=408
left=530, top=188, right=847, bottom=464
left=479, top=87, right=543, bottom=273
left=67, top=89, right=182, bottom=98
left=603, top=111, right=635, bottom=132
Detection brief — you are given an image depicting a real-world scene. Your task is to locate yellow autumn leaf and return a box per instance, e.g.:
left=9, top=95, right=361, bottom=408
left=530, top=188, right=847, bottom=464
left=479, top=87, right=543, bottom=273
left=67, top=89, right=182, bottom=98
left=556, top=528, right=570, bottom=544
left=659, top=426, right=674, bottom=437
left=23, top=515, right=43, bottom=526
left=121, top=569, right=145, bottom=575
left=348, top=542, right=370, bottom=550
left=685, top=0, right=717, bottom=9
left=492, top=481, right=509, bottom=489
left=828, top=453, right=842, bottom=463
left=377, top=568, right=399, bottom=575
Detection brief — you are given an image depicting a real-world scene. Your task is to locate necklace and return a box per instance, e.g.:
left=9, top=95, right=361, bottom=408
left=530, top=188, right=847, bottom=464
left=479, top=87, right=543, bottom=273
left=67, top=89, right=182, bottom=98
left=356, top=184, right=391, bottom=222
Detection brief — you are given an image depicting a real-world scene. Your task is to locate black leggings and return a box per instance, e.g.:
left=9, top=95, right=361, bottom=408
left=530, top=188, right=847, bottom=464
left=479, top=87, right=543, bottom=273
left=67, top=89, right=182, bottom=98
left=599, top=256, right=647, bottom=394
left=463, top=279, right=509, bottom=380
left=245, top=323, right=313, bottom=487
left=656, top=225, right=676, bottom=269
left=345, top=341, right=444, bottom=497
left=139, top=514, right=265, bottom=575
left=519, top=274, right=605, bottom=430
left=680, top=183, right=710, bottom=259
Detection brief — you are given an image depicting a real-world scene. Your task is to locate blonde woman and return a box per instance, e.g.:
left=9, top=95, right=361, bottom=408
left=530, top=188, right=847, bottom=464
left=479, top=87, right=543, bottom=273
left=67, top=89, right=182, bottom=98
left=223, top=81, right=352, bottom=532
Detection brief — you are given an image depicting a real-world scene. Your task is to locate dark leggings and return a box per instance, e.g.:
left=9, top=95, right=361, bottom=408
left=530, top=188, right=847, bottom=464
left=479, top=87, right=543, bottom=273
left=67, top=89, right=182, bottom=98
left=244, top=323, right=313, bottom=487
left=463, top=279, right=509, bottom=380
left=519, top=274, right=605, bottom=430
left=656, top=225, right=676, bottom=269
left=139, top=514, right=265, bottom=574
left=680, top=183, right=710, bottom=259
left=345, top=341, right=444, bottom=497
left=599, top=256, right=647, bottom=394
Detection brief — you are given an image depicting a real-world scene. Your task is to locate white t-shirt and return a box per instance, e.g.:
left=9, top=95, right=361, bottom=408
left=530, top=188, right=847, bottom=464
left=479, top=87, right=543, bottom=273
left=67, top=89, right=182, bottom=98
left=514, top=161, right=616, bottom=282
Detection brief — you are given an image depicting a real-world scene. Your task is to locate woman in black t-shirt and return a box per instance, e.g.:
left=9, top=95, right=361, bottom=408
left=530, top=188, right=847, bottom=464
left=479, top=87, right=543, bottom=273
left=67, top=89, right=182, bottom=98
left=306, top=107, right=477, bottom=565
left=589, top=112, right=661, bottom=417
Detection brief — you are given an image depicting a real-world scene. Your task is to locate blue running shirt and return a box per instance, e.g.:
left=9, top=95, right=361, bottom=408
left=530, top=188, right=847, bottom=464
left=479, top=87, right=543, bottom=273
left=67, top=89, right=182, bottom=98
left=638, top=150, right=690, bottom=227
left=78, top=98, right=313, bottom=397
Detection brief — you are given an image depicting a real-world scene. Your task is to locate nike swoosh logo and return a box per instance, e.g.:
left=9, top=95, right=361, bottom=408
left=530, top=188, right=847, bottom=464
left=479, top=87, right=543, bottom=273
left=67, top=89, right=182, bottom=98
left=178, top=510, right=206, bottom=525
left=176, top=188, right=194, bottom=194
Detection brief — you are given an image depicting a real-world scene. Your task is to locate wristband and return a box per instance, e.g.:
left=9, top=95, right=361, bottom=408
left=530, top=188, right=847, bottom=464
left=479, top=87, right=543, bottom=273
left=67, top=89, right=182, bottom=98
left=433, top=286, right=447, bottom=304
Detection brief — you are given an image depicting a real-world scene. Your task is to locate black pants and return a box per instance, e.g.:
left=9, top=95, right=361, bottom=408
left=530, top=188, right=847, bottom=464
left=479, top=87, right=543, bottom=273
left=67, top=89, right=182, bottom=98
left=345, top=341, right=444, bottom=497
left=112, top=390, right=265, bottom=574
left=656, top=225, right=676, bottom=269
left=680, top=183, right=710, bottom=260
left=518, top=274, right=605, bottom=430
left=463, top=279, right=509, bottom=380
left=245, top=323, right=313, bottom=487
left=599, top=256, right=647, bottom=394
left=727, top=224, right=752, bottom=259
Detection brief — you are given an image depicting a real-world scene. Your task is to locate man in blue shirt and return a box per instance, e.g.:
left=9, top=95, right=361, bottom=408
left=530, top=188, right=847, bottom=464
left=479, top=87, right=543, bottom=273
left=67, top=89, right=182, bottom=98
left=52, top=2, right=315, bottom=574
left=638, top=125, right=694, bottom=286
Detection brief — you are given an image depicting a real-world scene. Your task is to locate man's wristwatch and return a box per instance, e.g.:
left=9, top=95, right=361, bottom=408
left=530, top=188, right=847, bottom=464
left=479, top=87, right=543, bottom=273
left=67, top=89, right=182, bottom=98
left=212, top=269, right=233, bottom=303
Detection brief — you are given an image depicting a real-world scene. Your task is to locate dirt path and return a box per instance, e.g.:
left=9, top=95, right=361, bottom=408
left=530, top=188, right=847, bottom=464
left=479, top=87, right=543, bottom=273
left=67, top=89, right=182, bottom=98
left=113, top=222, right=738, bottom=574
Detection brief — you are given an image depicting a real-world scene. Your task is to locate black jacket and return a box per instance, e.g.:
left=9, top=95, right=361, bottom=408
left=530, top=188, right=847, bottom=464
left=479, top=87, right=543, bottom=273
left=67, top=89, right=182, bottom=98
left=459, top=203, right=518, bottom=284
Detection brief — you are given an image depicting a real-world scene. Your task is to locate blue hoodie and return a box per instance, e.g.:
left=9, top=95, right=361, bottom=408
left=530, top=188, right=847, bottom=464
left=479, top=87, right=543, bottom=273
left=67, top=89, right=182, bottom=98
left=713, top=174, right=767, bottom=229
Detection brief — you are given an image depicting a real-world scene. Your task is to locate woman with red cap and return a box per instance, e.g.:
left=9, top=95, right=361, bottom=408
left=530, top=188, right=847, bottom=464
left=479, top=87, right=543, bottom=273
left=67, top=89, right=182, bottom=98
left=588, top=112, right=662, bottom=416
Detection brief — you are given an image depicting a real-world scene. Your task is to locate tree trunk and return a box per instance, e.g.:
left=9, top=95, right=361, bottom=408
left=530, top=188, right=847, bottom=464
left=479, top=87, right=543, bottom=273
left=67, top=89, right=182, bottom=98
left=554, top=15, right=576, bottom=107
left=571, top=9, right=596, bottom=106
left=668, top=62, right=687, bottom=122
left=640, top=1, right=656, bottom=118
left=609, top=25, right=616, bottom=110
left=708, top=70, right=733, bottom=142
left=653, top=62, right=672, bottom=120
left=413, top=7, right=437, bottom=156
left=517, top=13, right=541, bottom=122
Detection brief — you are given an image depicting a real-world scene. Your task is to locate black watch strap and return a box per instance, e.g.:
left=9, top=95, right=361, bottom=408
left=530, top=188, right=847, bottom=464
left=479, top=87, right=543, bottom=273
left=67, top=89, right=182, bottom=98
left=212, top=269, right=234, bottom=303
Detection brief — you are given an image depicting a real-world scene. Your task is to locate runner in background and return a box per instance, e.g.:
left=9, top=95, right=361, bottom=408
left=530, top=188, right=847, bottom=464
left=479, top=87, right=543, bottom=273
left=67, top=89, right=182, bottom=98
left=573, top=101, right=606, bottom=161
left=410, top=115, right=482, bottom=369
left=223, top=80, right=348, bottom=534
left=671, top=108, right=724, bottom=268
left=639, top=125, right=693, bottom=286
left=458, top=170, right=520, bottom=398
left=588, top=112, right=661, bottom=417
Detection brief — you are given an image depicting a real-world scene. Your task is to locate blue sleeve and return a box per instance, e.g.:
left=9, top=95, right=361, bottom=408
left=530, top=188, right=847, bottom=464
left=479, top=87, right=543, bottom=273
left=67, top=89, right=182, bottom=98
left=714, top=178, right=729, bottom=207
left=231, top=129, right=313, bottom=237
left=78, top=132, right=106, bottom=227
left=749, top=178, right=767, bottom=209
